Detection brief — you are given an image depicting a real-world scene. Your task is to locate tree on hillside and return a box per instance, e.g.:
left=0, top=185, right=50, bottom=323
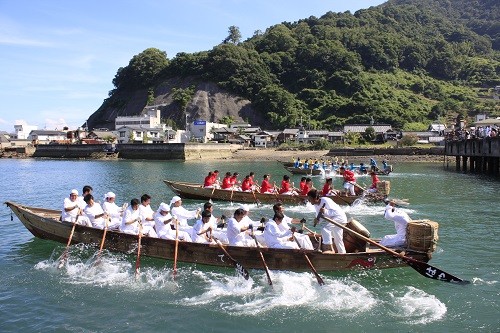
left=223, top=26, right=242, bottom=44
left=112, top=48, right=169, bottom=91
left=172, top=86, right=196, bottom=130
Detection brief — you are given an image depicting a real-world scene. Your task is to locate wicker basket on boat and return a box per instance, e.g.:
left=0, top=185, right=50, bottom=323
left=406, top=220, right=439, bottom=252
left=343, top=219, right=370, bottom=253
left=376, top=180, right=391, bottom=196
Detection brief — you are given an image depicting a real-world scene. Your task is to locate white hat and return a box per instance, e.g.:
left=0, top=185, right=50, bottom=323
left=70, top=189, right=78, bottom=195
left=104, top=191, right=116, bottom=199
left=170, top=196, right=182, bottom=205
left=159, top=202, right=170, bottom=212
left=239, top=204, right=250, bottom=212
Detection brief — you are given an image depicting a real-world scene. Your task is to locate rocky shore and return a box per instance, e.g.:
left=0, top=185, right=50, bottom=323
left=230, top=148, right=444, bottom=163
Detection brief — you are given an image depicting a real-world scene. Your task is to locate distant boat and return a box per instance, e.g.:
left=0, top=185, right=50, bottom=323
left=285, top=166, right=323, bottom=175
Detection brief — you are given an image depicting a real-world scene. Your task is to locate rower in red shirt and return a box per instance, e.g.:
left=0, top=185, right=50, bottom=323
left=241, top=175, right=252, bottom=192
left=260, top=174, right=273, bottom=193
left=279, top=175, right=295, bottom=194
left=339, top=166, right=356, bottom=196
left=299, top=177, right=306, bottom=193
left=321, top=178, right=337, bottom=196
left=300, top=177, right=313, bottom=196
left=368, top=171, right=380, bottom=193
left=203, top=171, right=214, bottom=187
left=221, top=172, right=232, bottom=190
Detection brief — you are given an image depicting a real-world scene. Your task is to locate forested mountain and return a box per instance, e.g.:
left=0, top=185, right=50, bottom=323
left=87, top=0, right=500, bottom=131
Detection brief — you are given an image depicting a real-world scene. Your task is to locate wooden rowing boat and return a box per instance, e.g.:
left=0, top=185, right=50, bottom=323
left=164, top=179, right=362, bottom=205
left=5, top=201, right=434, bottom=273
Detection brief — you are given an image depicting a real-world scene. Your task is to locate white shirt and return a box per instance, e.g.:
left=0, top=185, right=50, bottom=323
left=139, top=204, right=155, bottom=227
left=154, top=211, right=174, bottom=239
left=263, top=219, right=292, bottom=248
left=315, top=197, right=347, bottom=225
left=384, top=204, right=410, bottom=239
left=191, top=219, right=212, bottom=243
left=171, top=206, right=198, bottom=227
left=120, top=206, right=140, bottom=234
left=84, top=203, right=106, bottom=229
left=62, top=197, right=79, bottom=222
left=227, top=217, right=247, bottom=246
left=103, top=201, right=122, bottom=219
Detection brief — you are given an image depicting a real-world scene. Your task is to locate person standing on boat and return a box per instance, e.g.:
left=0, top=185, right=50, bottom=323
left=192, top=210, right=216, bottom=244
left=102, top=192, right=125, bottom=230
left=273, top=203, right=314, bottom=250
left=260, top=174, right=274, bottom=194
left=370, top=158, right=378, bottom=172
left=307, top=189, right=348, bottom=253
left=263, top=212, right=299, bottom=249
left=170, top=196, right=200, bottom=234
left=381, top=200, right=410, bottom=247
left=83, top=194, right=108, bottom=229
left=154, top=203, right=192, bottom=241
left=226, top=208, right=255, bottom=247
left=120, top=198, right=141, bottom=235
left=138, top=194, right=158, bottom=238
left=368, top=172, right=381, bottom=193
left=339, top=166, right=356, bottom=196
left=61, top=189, right=92, bottom=227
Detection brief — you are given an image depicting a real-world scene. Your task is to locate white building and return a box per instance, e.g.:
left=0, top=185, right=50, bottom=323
left=28, top=130, right=67, bottom=144
left=14, top=123, right=38, bottom=140
left=115, top=109, right=161, bottom=129
left=190, top=120, right=226, bottom=142
left=115, top=126, right=183, bottom=144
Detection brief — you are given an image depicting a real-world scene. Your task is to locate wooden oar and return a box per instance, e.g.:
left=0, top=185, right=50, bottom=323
left=93, top=217, right=110, bottom=266
left=320, top=214, right=470, bottom=284
left=214, top=239, right=249, bottom=280
left=250, top=233, right=273, bottom=286
left=251, top=189, right=260, bottom=206
left=229, top=187, right=235, bottom=205
left=292, top=234, right=325, bottom=286
left=58, top=215, right=79, bottom=269
left=208, top=186, right=217, bottom=203
left=134, top=223, right=143, bottom=279
left=172, top=218, right=180, bottom=279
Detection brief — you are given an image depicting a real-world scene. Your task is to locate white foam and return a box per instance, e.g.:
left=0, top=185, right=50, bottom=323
left=389, top=286, right=447, bottom=324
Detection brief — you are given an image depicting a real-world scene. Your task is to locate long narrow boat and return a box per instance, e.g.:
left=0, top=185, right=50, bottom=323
left=5, top=201, right=434, bottom=273
left=164, top=179, right=361, bottom=205
left=285, top=166, right=323, bottom=175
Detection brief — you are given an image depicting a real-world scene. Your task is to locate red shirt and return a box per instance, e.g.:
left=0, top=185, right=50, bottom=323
left=241, top=178, right=252, bottom=191
left=230, top=176, right=238, bottom=186
left=370, top=174, right=380, bottom=189
left=322, top=183, right=331, bottom=196
left=343, top=170, right=356, bottom=183
left=204, top=175, right=214, bottom=187
left=222, top=176, right=232, bottom=189
left=260, top=179, right=272, bottom=193
left=299, top=180, right=306, bottom=192
left=301, top=183, right=311, bottom=196
left=279, top=180, right=291, bottom=194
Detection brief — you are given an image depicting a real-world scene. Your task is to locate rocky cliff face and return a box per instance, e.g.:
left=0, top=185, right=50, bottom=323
left=86, top=77, right=265, bottom=130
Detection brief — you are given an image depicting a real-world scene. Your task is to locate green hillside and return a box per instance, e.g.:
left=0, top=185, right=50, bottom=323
left=88, top=0, right=500, bottom=131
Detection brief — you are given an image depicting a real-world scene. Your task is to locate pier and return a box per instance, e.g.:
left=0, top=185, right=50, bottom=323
left=444, top=137, right=500, bottom=176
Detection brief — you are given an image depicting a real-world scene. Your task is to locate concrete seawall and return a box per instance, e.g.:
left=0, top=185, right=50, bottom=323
left=32, top=143, right=242, bottom=160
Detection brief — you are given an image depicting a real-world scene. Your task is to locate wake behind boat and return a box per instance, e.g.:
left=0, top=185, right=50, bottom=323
left=5, top=201, right=436, bottom=273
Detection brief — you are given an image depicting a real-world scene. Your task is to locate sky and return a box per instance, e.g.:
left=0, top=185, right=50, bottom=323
left=0, top=0, right=386, bottom=133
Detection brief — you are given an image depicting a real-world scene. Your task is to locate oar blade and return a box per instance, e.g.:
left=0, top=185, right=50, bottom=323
left=406, top=259, right=470, bottom=285
left=235, top=262, right=250, bottom=280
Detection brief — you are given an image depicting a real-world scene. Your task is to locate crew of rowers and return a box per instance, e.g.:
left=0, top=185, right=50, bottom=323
left=202, top=167, right=381, bottom=197
left=60, top=185, right=360, bottom=253
left=292, top=157, right=389, bottom=175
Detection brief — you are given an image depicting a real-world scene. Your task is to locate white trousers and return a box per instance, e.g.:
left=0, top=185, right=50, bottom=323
left=321, top=222, right=346, bottom=254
